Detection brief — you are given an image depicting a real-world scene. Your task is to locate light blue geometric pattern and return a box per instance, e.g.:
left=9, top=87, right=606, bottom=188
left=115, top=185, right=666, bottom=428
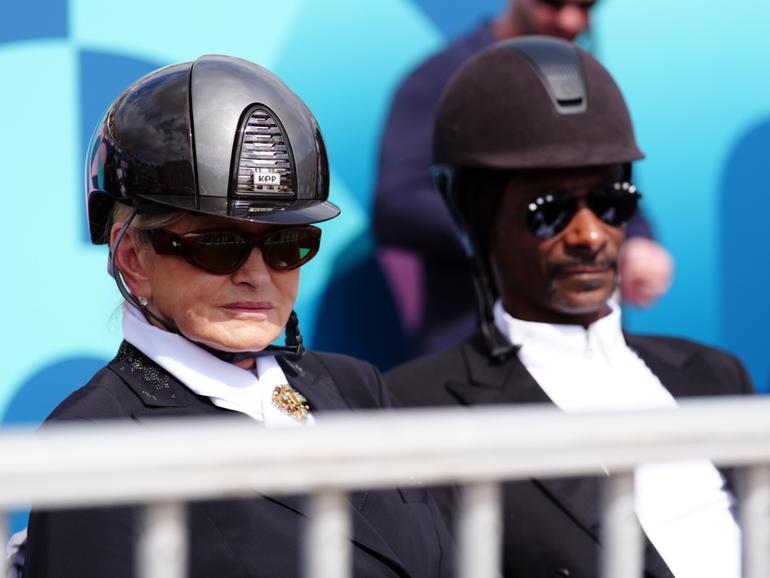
left=0, top=41, right=120, bottom=416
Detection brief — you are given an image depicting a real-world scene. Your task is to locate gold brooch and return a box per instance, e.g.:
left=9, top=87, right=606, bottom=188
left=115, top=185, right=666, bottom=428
left=271, top=384, right=310, bottom=423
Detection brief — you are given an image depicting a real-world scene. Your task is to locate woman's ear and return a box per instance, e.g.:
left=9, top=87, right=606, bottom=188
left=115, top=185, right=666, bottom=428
left=109, top=223, right=153, bottom=300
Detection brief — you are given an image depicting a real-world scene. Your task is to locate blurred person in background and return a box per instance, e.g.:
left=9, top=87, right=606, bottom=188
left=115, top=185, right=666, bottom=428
left=385, top=37, right=750, bottom=577
left=373, top=0, right=673, bottom=356
left=23, top=55, right=453, bottom=578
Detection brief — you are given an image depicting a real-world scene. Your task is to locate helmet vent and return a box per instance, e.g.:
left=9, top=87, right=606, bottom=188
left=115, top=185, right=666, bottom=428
left=509, top=39, right=587, bottom=115
left=233, top=106, right=296, bottom=198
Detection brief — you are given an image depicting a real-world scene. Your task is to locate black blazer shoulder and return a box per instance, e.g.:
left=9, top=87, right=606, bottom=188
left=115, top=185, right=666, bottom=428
left=385, top=344, right=471, bottom=408
left=624, top=333, right=754, bottom=395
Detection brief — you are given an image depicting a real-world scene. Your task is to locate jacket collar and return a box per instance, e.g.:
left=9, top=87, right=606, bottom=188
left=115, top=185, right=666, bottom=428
left=445, top=335, right=551, bottom=406
left=111, top=341, right=197, bottom=411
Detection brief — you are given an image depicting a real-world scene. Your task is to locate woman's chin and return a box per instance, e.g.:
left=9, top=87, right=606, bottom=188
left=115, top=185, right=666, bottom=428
left=198, top=333, right=279, bottom=354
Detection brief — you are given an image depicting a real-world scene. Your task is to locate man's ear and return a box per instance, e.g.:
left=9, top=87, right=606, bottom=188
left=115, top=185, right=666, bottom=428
left=109, top=223, right=152, bottom=300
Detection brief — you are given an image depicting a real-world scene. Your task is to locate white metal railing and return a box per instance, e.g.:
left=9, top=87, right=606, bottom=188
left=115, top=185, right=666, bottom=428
left=2, top=396, right=770, bottom=578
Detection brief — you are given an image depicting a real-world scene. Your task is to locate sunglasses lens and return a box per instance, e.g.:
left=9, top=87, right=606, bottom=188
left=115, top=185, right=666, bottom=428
left=538, top=0, right=595, bottom=8
left=589, top=184, right=640, bottom=227
left=526, top=193, right=577, bottom=239
left=262, top=229, right=320, bottom=270
left=538, top=0, right=566, bottom=7
left=190, top=232, right=251, bottom=274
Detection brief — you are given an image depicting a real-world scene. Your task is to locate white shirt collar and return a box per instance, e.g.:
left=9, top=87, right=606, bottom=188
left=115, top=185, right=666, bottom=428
left=493, top=298, right=626, bottom=366
left=122, top=303, right=312, bottom=427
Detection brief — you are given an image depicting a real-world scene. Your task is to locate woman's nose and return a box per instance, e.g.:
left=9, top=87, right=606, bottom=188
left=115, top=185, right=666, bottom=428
left=231, top=247, right=272, bottom=287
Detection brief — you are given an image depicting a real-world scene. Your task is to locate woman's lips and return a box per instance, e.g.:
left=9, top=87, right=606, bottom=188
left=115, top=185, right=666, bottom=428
left=222, top=302, right=274, bottom=314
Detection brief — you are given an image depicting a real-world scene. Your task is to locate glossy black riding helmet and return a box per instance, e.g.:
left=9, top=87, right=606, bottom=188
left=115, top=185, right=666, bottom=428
left=431, top=36, right=645, bottom=361
left=86, top=55, right=341, bottom=359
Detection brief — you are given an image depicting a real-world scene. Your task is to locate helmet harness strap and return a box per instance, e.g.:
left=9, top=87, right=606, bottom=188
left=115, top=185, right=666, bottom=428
left=110, top=208, right=305, bottom=361
left=434, top=166, right=518, bottom=363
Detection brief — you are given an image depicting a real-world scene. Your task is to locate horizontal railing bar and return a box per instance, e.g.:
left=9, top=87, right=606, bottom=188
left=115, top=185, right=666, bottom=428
left=0, top=397, right=769, bottom=509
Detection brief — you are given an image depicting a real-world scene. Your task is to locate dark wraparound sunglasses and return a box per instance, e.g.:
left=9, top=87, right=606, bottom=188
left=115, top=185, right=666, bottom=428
left=148, top=226, right=321, bottom=274
left=524, top=181, right=641, bottom=240
left=537, top=0, right=597, bottom=9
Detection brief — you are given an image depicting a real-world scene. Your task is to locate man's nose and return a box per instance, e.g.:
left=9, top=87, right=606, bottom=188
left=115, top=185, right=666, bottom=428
left=556, top=5, right=590, bottom=39
left=231, top=247, right=272, bottom=287
left=562, top=207, right=609, bottom=254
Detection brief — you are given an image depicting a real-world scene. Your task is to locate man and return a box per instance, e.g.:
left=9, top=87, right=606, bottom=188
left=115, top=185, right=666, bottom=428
left=373, top=0, right=672, bottom=356
left=385, top=37, right=751, bottom=577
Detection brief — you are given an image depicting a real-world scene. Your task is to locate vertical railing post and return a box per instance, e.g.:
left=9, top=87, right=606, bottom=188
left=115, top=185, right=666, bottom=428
left=740, top=465, right=770, bottom=578
left=600, top=472, right=643, bottom=578
left=138, top=502, right=187, bottom=578
left=0, top=512, right=8, bottom=578
left=458, top=482, right=502, bottom=578
left=303, top=490, right=351, bottom=578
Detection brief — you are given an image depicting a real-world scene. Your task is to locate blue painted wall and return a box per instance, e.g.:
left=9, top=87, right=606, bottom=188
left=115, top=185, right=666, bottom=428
left=2, top=0, right=770, bottom=437
left=721, top=119, right=770, bottom=391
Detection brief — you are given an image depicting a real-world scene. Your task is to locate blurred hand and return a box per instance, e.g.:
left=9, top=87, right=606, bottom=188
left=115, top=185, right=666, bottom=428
left=619, top=237, right=674, bottom=307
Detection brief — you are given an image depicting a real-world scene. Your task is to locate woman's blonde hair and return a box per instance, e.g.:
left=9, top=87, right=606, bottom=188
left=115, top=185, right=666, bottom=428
left=109, top=202, right=185, bottom=245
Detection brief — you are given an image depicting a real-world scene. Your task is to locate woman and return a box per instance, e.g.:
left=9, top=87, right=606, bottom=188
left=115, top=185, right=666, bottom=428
left=24, top=55, right=453, bottom=578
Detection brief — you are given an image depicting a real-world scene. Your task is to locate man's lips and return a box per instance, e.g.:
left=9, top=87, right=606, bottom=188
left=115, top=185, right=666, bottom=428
left=556, top=265, right=612, bottom=275
left=548, top=259, right=618, bottom=277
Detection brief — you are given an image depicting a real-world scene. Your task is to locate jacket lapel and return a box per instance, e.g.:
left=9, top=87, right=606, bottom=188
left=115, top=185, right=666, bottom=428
left=451, top=338, right=604, bottom=536
left=278, top=355, right=378, bottom=511
left=535, top=477, right=672, bottom=577
left=279, top=355, right=408, bottom=573
left=453, top=336, right=676, bottom=577
left=446, top=336, right=551, bottom=406
left=274, top=355, right=365, bottom=510
left=623, top=336, right=712, bottom=577
left=278, top=356, right=353, bottom=413
left=110, top=341, right=218, bottom=417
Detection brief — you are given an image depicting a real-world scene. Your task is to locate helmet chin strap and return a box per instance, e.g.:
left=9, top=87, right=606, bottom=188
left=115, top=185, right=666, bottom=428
left=110, top=210, right=305, bottom=362
left=195, top=311, right=304, bottom=362
left=434, top=166, right=518, bottom=363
